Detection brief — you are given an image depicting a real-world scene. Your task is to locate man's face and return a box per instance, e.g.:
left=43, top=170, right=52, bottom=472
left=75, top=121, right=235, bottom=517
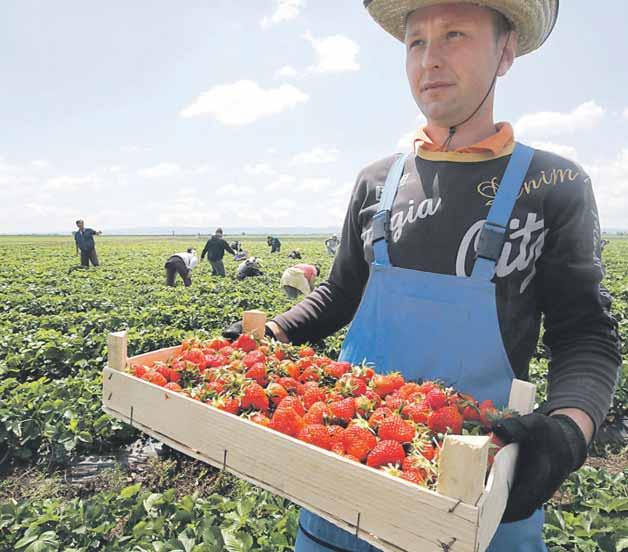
left=76, top=221, right=84, bottom=230
left=405, top=3, right=513, bottom=127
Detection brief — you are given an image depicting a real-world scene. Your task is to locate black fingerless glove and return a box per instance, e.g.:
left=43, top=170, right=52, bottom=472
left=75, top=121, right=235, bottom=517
left=491, top=413, right=588, bottom=523
left=222, top=321, right=276, bottom=341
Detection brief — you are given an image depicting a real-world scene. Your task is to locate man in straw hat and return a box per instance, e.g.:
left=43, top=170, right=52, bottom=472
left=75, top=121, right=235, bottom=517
left=227, top=1, right=621, bottom=550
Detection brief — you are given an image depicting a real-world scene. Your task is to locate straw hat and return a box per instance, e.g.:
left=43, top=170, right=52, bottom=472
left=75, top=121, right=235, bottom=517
left=363, top=0, right=559, bottom=56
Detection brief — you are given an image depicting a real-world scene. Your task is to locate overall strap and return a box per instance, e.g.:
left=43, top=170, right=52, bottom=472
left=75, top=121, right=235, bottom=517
left=471, top=143, right=535, bottom=280
left=372, top=153, right=408, bottom=266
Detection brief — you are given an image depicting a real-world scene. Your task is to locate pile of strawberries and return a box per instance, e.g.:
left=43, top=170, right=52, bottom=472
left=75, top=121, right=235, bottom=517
left=130, top=334, right=509, bottom=489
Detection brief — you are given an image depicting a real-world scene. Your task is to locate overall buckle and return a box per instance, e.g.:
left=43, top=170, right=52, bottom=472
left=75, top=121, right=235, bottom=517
left=476, top=221, right=507, bottom=261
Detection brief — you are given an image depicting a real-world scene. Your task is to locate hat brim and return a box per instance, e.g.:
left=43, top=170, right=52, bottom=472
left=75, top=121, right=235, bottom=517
left=364, top=0, right=558, bottom=56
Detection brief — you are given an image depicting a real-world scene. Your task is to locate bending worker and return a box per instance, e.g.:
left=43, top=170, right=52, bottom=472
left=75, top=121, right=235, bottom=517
left=165, top=248, right=198, bottom=287
left=280, top=264, right=320, bottom=299
left=225, top=1, right=620, bottom=550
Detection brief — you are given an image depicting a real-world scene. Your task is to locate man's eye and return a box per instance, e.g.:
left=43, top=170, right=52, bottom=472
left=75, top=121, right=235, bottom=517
left=409, top=39, right=425, bottom=49
left=447, top=31, right=464, bottom=39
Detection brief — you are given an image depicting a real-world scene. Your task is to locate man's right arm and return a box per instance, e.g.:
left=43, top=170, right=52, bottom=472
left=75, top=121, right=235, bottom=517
left=223, top=240, right=235, bottom=255
left=271, top=174, right=371, bottom=345
left=200, top=240, right=209, bottom=260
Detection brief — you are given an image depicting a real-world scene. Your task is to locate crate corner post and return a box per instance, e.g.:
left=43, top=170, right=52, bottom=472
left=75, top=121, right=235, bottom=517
left=242, top=310, right=267, bottom=339
left=107, top=330, right=128, bottom=372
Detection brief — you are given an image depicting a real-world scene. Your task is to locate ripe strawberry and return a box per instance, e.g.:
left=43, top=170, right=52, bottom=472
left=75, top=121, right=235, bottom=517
left=132, top=364, right=147, bottom=378
left=366, top=440, right=406, bottom=468
left=266, top=382, right=289, bottom=407
left=164, top=382, right=182, bottom=392
left=145, top=371, right=168, bottom=387
left=271, top=406, right=304, bottom=437
left=303, top=385, right=327, bottom=410
left=243, top=350, right=266, bottom=368
left=233, top=334, right=257, bottom=352
left=402, top=401, right=431, bottom=425
left=204, top=354, right=224, bottom=368
left=276, top=376, right=300, bottom=394
left=283, top=361, right=302, bottom=381
left=487, top=433, right=505, bottom=467
left=213, top=396, right=241, bottom=415
left=274, top=348, right=286, bottom=361
left=183, top=348, right=205, bottom=366
left=342, top=424, right=377, bottom=461
left=425, top=388, right=447, bottom=410
left=378, top=415, right=416, bottom=443
left=336, top=375, right=367, bottom=397
left=207, top=338, right=230, bottom=350
left=303, top=401, right=330, bottom=425
left=300, top=366, right=322, bottom=383
left=250, top=412, right=271, bottom=427
left=299, top=346, right=316, bottom=357
left=398, top=383, right=422, bottom=400
left=400, top=468, right=426, bottom=485
left=205, top=380, right=225, bottom=395
left=245, top=362, right=268, bottom=386
left=219, top=346, right=235, bottom=358
left=355, top=392, right=380, bottom=418
left=384, top=394, right=405, bottom=412
left=352, top=364, right=375, bottom=383
left=461, top=403, right=481, bottom=422
left=328, top=425, right=345, bottom=451
left=428, top=406, right=464, bottom=434
left=329, top=397, right=356, bottom=425
left=324, top=361, right=351, bottom=379
left=298, top=424, right=332, bottom=450
left=371, top=373, right=404, bottom=398
left=419, top=381, right=439, bottom=395
left=277, top=396, right=305, bottom=416
left=479, top=400, right=498, bottom=428
left=242, top=383, right=269, bottom=411
left=368, top=407, right=394, bottom=429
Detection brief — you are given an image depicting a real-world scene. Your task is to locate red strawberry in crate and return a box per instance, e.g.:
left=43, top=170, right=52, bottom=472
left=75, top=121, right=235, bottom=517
left=324, top=361, right=351, bottom=379
left=164, top=382, right=182, bottom=392
left=378, top=415, right=416, bottom=443
left=303, top=401, right=330, bottom=425
left=342, top=423, right=377, bottom=461
left=479, top=399, right=498, bottom=428
left=245, top=362, right=268, bottom=386
left=243, top=349, right=266, bottom=368
left=425, top=388, right=447, bottom=410
left=277, top=396, right=305, bottom=416
left=398, top=382, right=422, bottom=400
left=303, top=385, right=327, bottom=410
left=371, top=373, right=404, bottom=398
left=299, top=346, right=316, bottom=358
left=402, top=401, right=431, bottom=424
left=428, top=406, right=464, bottom=434
left=329, top=397, right=356, bottom=425
left=250, top=412, right=271, bottom=427
left=300, top=366, right=322, bottom=383
left=207, top=337, right=230, bottom=350
left=298, top=424, right=332, bottom=450
left=384, top=394, right=405, bottom=413
left=271, top=406, right=304, bottom=437
left=242, top=383, right=269, bottom=411
left=132, top=364, right=147, bottom=378
left=368, top=407, right=393, bottom=430
left=366, top=440, right=406, bottom=468
left=336, top=375, right=367, bottom=397
left=144, top=371, right=168, bottom=387
left=400, top=468, right=426, bottom=485
left=212, top=396, right=241, bottom=415
left=267, top=382, right=288, bottom=407
left=233, top=334, right=257, bottom=352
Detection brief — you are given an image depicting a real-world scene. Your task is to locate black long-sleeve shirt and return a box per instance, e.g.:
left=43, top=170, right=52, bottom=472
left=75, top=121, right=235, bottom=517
left=274, top=145, right=621, bottom=431
left=201, top=236, right=235, bottom=262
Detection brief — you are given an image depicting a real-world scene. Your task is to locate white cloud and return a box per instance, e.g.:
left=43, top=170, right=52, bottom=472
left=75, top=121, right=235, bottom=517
left=137, top=163, right=181, bottom=179
left=31, top=160, right=51, bottom=169
left=530, top=141, right=579, bottom=161
left=586, top=148, right=628, bottom=229
left=304, top=32, right=360, bottom=74
left=260, top=0, right=305, bottom=29
left=274, top=65, right=299, bottom=79
left=298, top=177, right=332, bottom=192
left=123, top=145, right=150, bottom=153
left=266, top=174, right=297, bottom=191
left=215, top=184, right=256, bottom=197
left=192, top=164, right=212, bottom=175
left=514, top=101, right=605, bottom=138
left=291, top=146, right=339, bottom=165
left=180, top=80, right=309, bottom=126
left=623, top=107, right=628, bottom=121
left=244, top=163, right=275, bottom=176
left=44, top=175, right=101, bottom=192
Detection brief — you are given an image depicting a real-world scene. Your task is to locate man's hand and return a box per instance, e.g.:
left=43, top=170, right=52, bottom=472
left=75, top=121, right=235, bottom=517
left=222, top=321, right=277, bottom=341
left=491, top=413, right=588, bottom=522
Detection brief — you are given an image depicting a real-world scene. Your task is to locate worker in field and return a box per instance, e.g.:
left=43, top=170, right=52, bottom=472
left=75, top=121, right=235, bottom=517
left=236, top=256, right=264, bottom=280
left=225, top=1, right=621, bottom=550
left=324, top=235, right=340, bottom=256
left=267, top=235, right=281, bottom=253
left=165, top=248, right=198, bottom=287
left=200, top=228, right=235, bottom=277
left=288, top=249, right=303, bottom=260
left=73, top=219, right=101, bottom=267
left=280, top=264, right=321, bottom=299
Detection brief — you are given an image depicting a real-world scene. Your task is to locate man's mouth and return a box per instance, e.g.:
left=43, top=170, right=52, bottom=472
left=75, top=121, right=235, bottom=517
left=420, top=82, right=454, bottom=93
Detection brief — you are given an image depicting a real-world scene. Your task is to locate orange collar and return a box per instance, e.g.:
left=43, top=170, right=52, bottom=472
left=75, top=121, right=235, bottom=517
left=414, top=122, right=514, bottom=156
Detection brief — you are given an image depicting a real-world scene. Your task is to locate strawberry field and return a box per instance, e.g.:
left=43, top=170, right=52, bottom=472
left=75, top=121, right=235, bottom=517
left=1, top=235, right=627, bottom=551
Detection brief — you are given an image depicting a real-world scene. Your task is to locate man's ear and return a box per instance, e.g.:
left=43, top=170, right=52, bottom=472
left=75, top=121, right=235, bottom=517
left=497, top=31, right=517, bottom=77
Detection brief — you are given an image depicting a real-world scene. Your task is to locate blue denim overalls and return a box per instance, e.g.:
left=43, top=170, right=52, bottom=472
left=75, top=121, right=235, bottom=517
left=295, top=143, right=546, bottom=552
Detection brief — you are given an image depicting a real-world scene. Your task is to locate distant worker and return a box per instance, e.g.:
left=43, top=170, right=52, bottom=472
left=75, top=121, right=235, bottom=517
left=230, top=240, right=243, bottom=253
left=280, top=263, right=320, bottom=299
left=200, top=228, right=235, bottom=277
left=73, top=219, right=102, bottom=267
left=165, top=248, right=198, bottom=287
left=288, top=249, right=303, bottom=260
left=324, top=235, right=340, bottom=256
left=236, top=257, right=263, bottom=280
left=234, top=249, right=248, bottom=261
left=267, top=235, right=281, bottom=253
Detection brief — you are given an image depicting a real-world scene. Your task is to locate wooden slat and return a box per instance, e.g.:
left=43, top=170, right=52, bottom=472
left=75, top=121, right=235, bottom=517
left=474, top=379, right=537, bottom=551
left=103, top=367, right=479, bottom=552
left=107, top=331, right=128, bottom=371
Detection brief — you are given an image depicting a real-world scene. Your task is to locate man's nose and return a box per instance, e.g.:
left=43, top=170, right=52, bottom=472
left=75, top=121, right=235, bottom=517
left=421, top=39, right=444, bottom=70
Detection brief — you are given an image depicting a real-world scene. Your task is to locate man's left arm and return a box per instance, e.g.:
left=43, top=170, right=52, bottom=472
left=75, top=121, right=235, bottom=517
left=493, top=164, right=621, bottom=522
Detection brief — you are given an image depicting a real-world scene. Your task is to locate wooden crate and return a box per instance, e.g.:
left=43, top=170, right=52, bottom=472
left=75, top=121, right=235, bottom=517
left=103, top=331, right=535, bottom=552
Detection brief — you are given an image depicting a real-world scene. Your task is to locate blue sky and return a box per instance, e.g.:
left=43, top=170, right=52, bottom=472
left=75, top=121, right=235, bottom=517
left=1, top=0, right=627, bottom=233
